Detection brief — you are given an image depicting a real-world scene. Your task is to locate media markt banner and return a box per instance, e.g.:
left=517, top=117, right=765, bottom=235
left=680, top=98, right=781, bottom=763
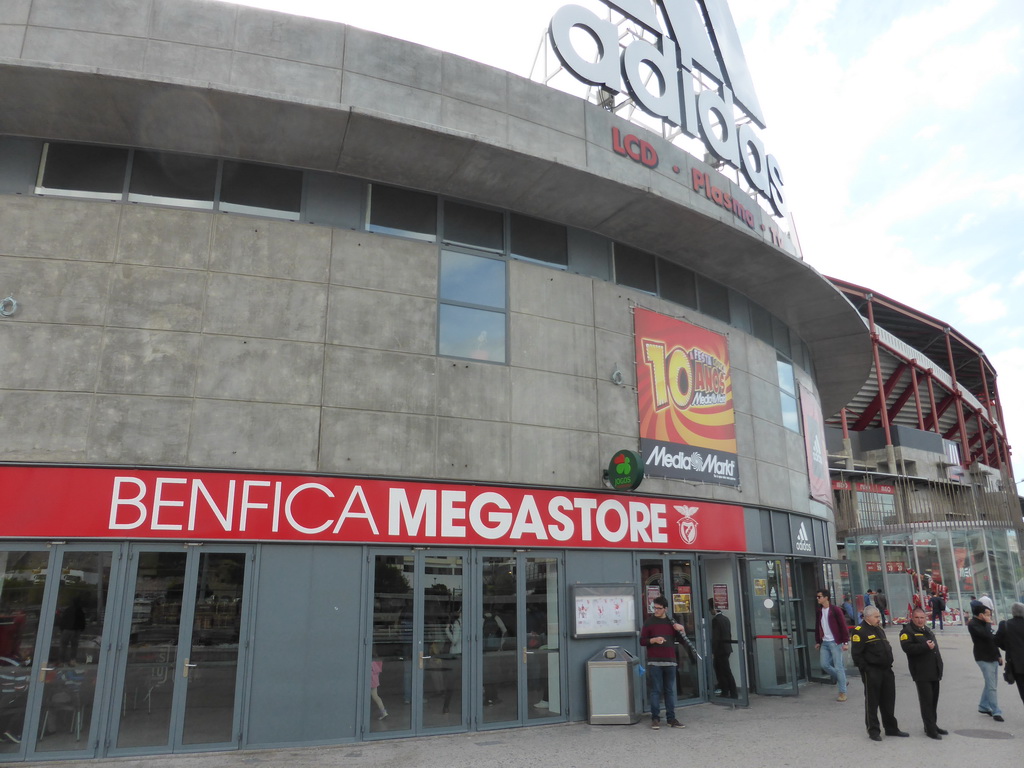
left=634, top=307, right=739, bottom=486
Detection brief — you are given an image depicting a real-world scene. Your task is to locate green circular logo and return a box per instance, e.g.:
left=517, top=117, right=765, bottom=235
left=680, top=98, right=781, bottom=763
left=608, top=449, right=644, bottom=491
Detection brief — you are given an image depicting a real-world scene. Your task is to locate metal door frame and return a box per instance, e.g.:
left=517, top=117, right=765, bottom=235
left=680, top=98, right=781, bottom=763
left=636, top=553, right=704, bottom=707
left=742, top=557, right=799, bottom=696
left=697, top=554, right=749, bottom=707
left=476, top=550, right=566, bottom=731
left=365, top=549, right=469, bottom=739
left=105, top=543, right=253, bottom=756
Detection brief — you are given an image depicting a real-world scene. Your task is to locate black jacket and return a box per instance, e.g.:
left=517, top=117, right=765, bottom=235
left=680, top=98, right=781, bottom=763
left=968, top=617, right=1001, bottom=662
left=995, top=616, right=1024, bottom=672
left=851, top=622, right=893, bottom=670
left=899, top=623, right=943, bottom=681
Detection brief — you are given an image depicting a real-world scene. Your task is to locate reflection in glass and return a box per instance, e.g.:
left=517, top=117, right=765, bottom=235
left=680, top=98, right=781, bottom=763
left=371, top=556, right=413, bottom=733
left=36, top=551, right=113, bottom=753
left=0, top=551, right=48, bottom=753
left=748, top=560, right=792, bottom=692
left=439, top=251, right=505, bottom=308
left=438, top=305, right=506, bottom=363
left=181, top=553, right=246, bottom=745
left=482, top=557, right=516, bottom=724
left=115, top=552, right=187, bottom=749
left=525, top=558, right=560, bottom=720
left=422, top=556, right=463, bottom=729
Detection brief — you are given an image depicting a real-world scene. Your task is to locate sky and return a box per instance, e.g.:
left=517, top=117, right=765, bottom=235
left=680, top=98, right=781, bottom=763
left=229, top=0, right=1024, bottom=478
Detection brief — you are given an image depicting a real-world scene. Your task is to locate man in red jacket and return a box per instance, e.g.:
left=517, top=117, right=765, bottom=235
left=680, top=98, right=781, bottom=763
left=815, top=589, right=850, bottom=702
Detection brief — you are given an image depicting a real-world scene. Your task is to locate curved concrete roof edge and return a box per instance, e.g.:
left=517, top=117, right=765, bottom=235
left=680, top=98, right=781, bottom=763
left=0, top=2, right=873, bottom=413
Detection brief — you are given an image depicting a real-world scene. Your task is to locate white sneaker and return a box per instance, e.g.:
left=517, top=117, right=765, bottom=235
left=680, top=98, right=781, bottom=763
left=378, top=710, right=388, bottom=720
left=533, top=700, right=549, bottom=708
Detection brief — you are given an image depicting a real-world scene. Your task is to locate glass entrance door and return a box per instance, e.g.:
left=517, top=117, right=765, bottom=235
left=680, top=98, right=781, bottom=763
left=699, top=555, right=748, bottom=707
left=369, top=552, right=466, bottom=737
left=108, top=545, right=251, bottom=754
left=745, top=559, right=798, bottom=695
left=479, top=553, right=563, bottom=728
left=1, top=545, right=119, bottom=761
left=638, top=556, right=702, bottom=704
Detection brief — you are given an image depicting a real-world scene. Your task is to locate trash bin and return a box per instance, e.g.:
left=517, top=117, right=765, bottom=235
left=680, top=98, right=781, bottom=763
left=586, top=646, right=641, bottom=724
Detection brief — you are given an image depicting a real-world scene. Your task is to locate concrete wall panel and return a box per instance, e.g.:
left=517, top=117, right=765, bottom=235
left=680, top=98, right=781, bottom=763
left=323, top=346, right=437, bottom=415
left=118, top=206, right=213, bottom=270
left=188, top=399, right=320, bottom=470
left=87, top=394, right=191, bottom=465
left=98, top=328, right=200, bottom=396
left=318, top=408, right=436, bottom=477
left=212, top=215, right=331, bottom=283
left=195, top=336, right=324, bottom=405
left=204, top=273, right=328, bottom=342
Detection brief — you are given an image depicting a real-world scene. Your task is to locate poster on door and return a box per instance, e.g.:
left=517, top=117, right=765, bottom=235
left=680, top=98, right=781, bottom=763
left=634, top=307, right=739, bottom=486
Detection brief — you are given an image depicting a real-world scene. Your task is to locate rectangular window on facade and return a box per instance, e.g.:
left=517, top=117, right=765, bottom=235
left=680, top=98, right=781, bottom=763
left=368, top=184, right=437, bottom=240
left=36, top=142, right=129, bottom=200
left=777, top=355, right=800, bottom=432
left=438, top=250, right=507, bottom=363
left=658, top=259, right=697, bottom=308
left=772, top=315, right=792, bottom=357
left=696, top=274, right=730, bottom=322
left=129, top=151, right=217, bottom=209
left=438, top=305, right=506, bottom=362
left=220, top=161, right=302, bottom=219
left=750, top=302, right=774, bottom=345
left=613, top=243, right=657, bottom=293
left=443, top=200, right=504, bottom=252
left=510, top=213, right=568, bottom=267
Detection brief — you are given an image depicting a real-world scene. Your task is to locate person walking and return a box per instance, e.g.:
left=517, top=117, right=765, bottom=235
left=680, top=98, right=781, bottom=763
left=851, top=606, right=908, bottom=741
left=995, top=602, right=1024, bottom=710
left=967, top=603, right=1004, bottom=722
left=899, top=607, right=946, bottom=739
left=708, top=598, right=737, bottom=699
left=814, top=589, right=849, bottom=702
left=639, top=596, right=687, bottom=729
left=874, top=590, right=889, bottom=627
left=929, top=592, right=946, bottom=630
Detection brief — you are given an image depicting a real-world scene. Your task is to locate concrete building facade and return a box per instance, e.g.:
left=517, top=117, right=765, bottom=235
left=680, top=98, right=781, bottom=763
left=0, top=0, right=874, bottom=760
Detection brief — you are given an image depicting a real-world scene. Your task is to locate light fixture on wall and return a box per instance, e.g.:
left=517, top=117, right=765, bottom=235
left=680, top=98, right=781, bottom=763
left=0, top=295, right=17, bottom=317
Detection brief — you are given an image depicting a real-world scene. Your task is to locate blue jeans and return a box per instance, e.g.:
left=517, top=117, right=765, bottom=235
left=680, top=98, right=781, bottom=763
left=977, top=660, right=1002, bottom=716
left=819, top=641, right=847, bottom=694
left=647, top=663, right=676, bottom=720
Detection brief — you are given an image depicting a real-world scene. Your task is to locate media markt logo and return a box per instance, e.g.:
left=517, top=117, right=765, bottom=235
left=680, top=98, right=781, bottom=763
left=795, top=522, right=812, bottom=552
left=608, top=449, right=644, bottom=490
left=548, top=0, right=788, bottom=217
left=675, top=504, right=699, bottom=545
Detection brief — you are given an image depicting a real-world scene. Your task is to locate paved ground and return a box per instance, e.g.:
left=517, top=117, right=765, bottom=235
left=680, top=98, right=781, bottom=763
left=24, top=627, right=1023, bottom=768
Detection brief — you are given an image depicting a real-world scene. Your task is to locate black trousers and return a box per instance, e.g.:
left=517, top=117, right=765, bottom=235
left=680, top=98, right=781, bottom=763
left=862, top=666, right=899, bottom=737
left=914, top=679, right=940, bottom=735
left=713, top=652, right=737, bottom=698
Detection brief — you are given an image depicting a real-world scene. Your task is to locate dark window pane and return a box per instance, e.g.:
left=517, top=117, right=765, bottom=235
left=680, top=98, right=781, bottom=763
left=510, top=213, right=567, bottom=266
left=697, top=275, right=730, bottom=322
left=773, top=316, right=792, bottom=357
left=614, top=243, right=656, bottom=293
left=40, top=143, right=128, bottom=196
left=751, top=302, right=773, bottom=345
left=440, top=251, right=505, bottom=308
left=220, top=161, right=302, bottom=215
left=129, top=151, right=217, bottom=207
left=369, top=184, right=437, bottom=239
left=439, top=305, right=506, bottom=362
left=658, top=259, right=697, bottom=308
left=444, top=201, right=504, bottom=251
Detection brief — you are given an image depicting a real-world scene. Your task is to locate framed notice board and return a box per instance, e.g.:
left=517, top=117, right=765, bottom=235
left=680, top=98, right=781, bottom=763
left=571, top=584, right=638, bottom=638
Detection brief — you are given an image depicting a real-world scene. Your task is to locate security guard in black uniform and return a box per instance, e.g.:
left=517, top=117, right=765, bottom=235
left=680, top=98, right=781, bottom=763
left=851, top=605, right=908, bottom=741
left=900, top=607, right=946, bottom=739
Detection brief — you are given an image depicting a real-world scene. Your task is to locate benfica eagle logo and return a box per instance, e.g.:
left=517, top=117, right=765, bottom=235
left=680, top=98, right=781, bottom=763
left=675, top=505, right=699, bottom=545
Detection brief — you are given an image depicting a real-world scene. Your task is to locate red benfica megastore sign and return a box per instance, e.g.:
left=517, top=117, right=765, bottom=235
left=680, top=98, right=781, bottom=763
left=2, top=466, right=747, bottom=552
